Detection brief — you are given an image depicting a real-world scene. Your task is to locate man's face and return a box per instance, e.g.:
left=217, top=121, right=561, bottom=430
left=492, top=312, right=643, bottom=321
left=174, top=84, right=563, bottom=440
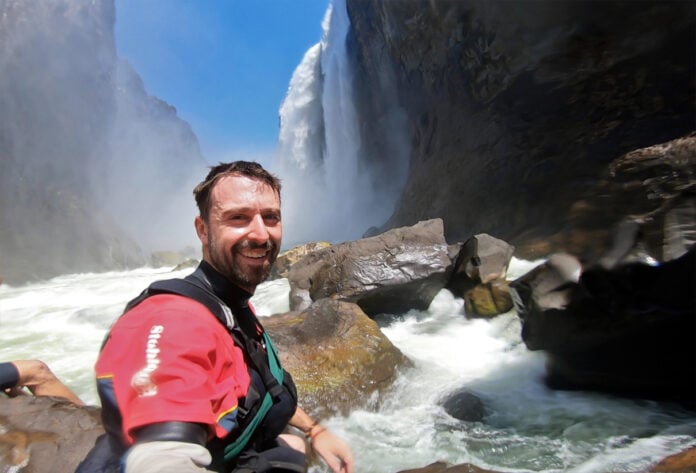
left=195, top=174, right=282, bottom=293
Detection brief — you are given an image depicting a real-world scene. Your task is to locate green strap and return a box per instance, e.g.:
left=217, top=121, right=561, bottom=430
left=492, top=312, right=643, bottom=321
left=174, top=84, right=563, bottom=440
left=223, top=332, right=284, bottom=461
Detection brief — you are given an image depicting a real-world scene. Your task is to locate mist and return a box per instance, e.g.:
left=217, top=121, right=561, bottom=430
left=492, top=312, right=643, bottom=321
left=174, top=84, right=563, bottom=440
left=0, top=1, right=207, bottom=284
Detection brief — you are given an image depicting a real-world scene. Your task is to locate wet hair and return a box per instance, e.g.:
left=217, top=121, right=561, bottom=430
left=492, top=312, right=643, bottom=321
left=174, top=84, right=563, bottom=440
left=193, top=161, right=282, bottom=221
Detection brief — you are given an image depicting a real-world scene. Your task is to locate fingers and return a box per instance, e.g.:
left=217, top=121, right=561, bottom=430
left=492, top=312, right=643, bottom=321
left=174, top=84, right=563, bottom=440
left=313, top=433, right=354, bottom=473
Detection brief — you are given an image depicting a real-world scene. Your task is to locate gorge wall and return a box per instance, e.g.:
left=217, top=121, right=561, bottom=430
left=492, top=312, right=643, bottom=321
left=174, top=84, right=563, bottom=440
left=2, top=1, right=694, bottom=284
left=346, top=0, right=695, bottom=263
left=0, top=0, right=206, bottom=285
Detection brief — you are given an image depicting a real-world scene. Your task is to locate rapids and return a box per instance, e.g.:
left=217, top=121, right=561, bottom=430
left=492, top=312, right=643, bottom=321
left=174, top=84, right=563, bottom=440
left=1, top=258, right=694, bottom=472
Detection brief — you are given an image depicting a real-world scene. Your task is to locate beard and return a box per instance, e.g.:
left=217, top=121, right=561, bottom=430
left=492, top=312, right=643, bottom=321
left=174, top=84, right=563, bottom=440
left=208, top=236, right=279, bottom=291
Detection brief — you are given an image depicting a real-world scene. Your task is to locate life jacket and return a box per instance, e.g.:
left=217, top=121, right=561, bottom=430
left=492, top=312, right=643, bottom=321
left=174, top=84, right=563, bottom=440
left=76, top=269, right=299, bottom=473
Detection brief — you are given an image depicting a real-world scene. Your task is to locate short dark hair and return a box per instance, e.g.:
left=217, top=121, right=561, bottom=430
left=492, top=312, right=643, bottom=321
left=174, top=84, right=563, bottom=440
left=193, top=161, right=282, bottom=221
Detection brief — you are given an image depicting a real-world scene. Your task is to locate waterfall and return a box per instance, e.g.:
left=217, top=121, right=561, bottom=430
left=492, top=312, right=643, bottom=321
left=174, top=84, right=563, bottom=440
left=275, top=0, right=406, bottom=248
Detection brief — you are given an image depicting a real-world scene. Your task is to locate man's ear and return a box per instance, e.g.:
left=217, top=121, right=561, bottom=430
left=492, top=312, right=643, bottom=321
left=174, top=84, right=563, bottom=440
left=194, top=216, right=208, bottom=245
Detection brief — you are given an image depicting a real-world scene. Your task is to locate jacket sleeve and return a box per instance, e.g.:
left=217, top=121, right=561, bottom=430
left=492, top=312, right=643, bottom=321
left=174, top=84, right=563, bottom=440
left=124, top=441, right=211, bottom=473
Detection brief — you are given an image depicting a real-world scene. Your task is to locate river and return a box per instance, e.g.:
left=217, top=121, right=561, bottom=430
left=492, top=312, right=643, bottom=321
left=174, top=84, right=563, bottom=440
left=0, top=258, right=694, bottom=473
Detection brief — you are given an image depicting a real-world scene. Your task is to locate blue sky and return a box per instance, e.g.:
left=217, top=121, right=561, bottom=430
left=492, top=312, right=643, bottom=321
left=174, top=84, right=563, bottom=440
left=114, top=0, right=330, bottom=165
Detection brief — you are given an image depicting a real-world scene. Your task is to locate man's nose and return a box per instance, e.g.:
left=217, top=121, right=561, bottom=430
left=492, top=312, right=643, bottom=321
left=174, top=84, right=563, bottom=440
left=247, top=214, right=270, bottom=241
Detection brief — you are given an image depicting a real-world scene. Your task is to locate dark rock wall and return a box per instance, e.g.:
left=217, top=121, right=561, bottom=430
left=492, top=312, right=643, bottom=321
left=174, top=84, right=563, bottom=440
left=347, top=0, right=695, bottom=261
left=0, top=0, right=206, bottom=285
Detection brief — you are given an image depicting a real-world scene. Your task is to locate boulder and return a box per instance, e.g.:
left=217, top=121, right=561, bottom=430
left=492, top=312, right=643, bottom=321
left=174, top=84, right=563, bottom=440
left=509, top=253, right=582, bottom=318
left=463, top=279, right=513, bottom=318
left=269, top=241, right=331, bottom=280
left=649, top=446, right=696, bottom=472
left=439, top=387, right=486, bottom=422
left=264, top=299, right=411, bottom=418
left=0, top=396, right=102, bottom=473
left=446, top=234, right=515, bottom=318
left=449, top=234, right=515, bottom=291
left=288, top=219, right=452, bottom=316
left=509, top=246, right=696, bottom=406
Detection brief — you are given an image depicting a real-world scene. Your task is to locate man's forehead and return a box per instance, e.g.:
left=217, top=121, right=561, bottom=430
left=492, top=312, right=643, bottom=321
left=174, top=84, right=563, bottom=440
left=210, top=175, right=280, bottom=208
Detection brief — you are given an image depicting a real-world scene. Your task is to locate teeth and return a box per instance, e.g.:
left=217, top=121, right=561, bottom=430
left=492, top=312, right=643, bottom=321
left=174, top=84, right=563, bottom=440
left=241, top=251, right=266, bottom=259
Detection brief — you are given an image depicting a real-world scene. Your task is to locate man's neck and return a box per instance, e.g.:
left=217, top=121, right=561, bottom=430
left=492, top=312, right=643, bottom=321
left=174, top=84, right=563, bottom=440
left=196, top=260, right=253, bottom=309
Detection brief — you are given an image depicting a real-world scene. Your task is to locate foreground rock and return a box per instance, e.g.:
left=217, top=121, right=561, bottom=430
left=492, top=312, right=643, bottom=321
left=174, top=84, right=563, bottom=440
left=265, top=299, right=411, bottom=418
left=510, top=246, right=696, bottom=407
left=649, top=446, right=696, bottom=472
left=288, top=219, right=452, bottom=316
left=395, top=451, right=696, bottom=473
left=0, top=396, right=102, bottom=472
left=397, top=462, right=500, bottom=473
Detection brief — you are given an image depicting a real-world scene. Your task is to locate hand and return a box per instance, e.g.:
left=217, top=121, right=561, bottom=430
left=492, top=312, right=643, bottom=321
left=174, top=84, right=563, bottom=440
left=311, top=428, right=354, bottom=473
left=4, top=386, right=27, bottom=397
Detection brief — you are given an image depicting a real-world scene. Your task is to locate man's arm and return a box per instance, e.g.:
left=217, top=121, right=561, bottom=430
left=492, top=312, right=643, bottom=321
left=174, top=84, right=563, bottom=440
left=124, top=421, right=211, bottom=473
left=7, top=360, right=84, bottom=405
left=125, top=441, right=211, bottom=473
left=289, top=407, right=354, bottom=473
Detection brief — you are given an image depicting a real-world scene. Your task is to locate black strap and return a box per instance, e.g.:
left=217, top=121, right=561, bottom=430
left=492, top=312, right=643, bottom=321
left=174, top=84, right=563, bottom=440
left=144, top=278, right=235, bottom=330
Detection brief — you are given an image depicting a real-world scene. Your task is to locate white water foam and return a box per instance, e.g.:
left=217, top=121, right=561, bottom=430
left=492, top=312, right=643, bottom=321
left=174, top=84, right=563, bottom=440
left=1, top=259, right=694, bottom=473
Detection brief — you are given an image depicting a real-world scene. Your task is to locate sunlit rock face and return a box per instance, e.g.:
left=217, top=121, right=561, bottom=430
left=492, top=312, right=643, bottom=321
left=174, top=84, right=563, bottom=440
left=0, top=0, right=206, bottom=285
left=347, top=0, right=695, bottom=262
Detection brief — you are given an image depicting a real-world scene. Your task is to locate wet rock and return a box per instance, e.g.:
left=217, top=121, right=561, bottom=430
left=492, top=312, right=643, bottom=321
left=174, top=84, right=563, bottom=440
left=269, top=241, right=331, bottom=280
left=648, top=446, right=696, bottom=472
left=396, top=461, right=500, bottom=473
left=288, top=219, right=452, bottom=316
left=264, top=299, right=411, bottom=418
left=463, top=279, right=513, bottom=318
left=0, top=396, right=102, bottom=473
left=510, top=246, right=696, bottom=407
left=440, top=387, right=486, bottom=422
left=449, top=234, right=515, bottom=291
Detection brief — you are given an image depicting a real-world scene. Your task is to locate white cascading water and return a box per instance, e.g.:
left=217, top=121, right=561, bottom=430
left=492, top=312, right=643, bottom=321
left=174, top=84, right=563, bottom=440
left=1, top=259, right=695, bottom=473
left=275, top=0, right=403, bottom=248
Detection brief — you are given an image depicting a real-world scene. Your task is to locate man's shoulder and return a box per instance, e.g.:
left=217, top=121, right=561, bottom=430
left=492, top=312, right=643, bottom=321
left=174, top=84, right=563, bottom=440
left=118, top=293, right=221, bottom=329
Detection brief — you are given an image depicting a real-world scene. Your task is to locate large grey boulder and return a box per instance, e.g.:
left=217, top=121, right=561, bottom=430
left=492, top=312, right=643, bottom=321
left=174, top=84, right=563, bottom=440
left=288, top=219, right=452, bottom=316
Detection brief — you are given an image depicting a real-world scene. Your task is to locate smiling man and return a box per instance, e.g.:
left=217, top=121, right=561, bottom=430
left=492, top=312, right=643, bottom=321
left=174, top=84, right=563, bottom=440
left=82, top=162, right=353, bottom=473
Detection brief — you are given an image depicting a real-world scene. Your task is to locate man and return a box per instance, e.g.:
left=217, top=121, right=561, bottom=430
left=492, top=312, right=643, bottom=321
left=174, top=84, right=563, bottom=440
left=0, top=359, right=83, bottom=405
left=91, top=161, right=353, bottom=473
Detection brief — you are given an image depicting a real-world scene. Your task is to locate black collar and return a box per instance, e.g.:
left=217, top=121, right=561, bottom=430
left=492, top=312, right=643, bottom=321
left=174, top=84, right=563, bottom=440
left=194, top=260, right=253, bottom=311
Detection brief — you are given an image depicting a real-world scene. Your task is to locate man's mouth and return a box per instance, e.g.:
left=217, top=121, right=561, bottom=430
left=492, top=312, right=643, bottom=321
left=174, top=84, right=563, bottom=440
left=236, top=241, right=273, bottom=261
left=239, top=249, right=269, bottom=259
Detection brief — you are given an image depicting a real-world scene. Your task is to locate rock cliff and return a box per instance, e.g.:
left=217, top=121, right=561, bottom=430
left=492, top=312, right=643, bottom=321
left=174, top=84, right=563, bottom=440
left=347, top=0, right=695, bottom=262
left=0, top=0, right=206, bottom=285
